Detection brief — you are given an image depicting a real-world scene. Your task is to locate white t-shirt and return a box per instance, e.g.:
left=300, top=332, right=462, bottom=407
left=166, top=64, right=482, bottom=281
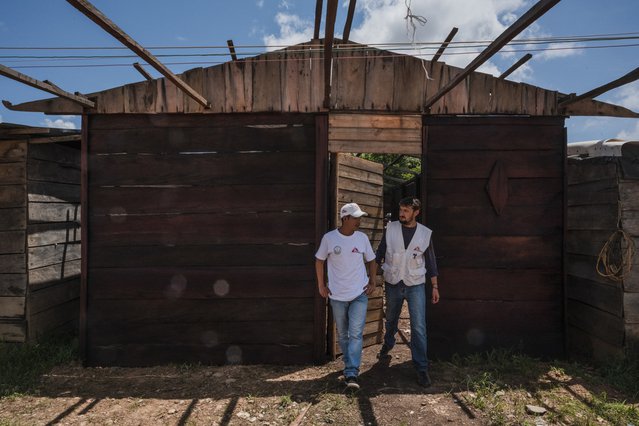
left=315, top=229, right=376, bottom=302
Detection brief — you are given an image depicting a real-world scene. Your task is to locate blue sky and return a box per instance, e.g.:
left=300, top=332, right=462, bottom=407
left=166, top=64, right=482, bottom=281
left=1, top=0, right=637, bottom=142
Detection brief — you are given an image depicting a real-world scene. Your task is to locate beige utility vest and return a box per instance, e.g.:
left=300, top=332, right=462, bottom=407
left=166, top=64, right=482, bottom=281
left=381, top=221, right=432, bottom=286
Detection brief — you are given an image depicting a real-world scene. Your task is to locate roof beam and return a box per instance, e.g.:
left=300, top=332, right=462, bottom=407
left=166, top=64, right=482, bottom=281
left=342, top=0, right=357, bottom=43
left=559, top=66, right=639, bottom=107
left=323, top=0, right=339, bottom=108
left=559, top=96, right=639, bottom=118
left=133, top=62, right=153, bottom=81
left=0, top=64, right=95, bottom=108
left=498, top=53, right=533, bottom=80
left=66, top=0, right=210, bottom=109
left=424, top=0, right=561, bottom=108
left=314, top=0, right=324, bottom=40
left=430, top=27, right=458, bottom=64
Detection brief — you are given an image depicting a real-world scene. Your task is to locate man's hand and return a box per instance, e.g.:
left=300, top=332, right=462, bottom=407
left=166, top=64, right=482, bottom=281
left=318, top=285, right=331, bottom=299
left=364, top=281, right=375, bottom=295
left=432, top=288, right=440, bottom=304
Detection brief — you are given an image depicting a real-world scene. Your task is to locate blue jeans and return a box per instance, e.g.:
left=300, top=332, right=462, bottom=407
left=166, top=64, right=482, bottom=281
left=330, top=292, right=368, bottom=378
left=383, top=282, right=428, bottom=372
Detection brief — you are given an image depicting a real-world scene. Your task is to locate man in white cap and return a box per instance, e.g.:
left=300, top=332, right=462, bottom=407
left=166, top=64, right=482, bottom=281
left=315, top=202, right=377, bottom=391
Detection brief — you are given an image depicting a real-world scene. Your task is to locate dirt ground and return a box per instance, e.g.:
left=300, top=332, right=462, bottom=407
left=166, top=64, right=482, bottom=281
left=0, top=342, right=486, bottom=426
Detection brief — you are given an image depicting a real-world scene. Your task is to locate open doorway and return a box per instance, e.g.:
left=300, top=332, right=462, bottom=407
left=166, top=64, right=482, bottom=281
left=328, top=152, right=422, bottom=358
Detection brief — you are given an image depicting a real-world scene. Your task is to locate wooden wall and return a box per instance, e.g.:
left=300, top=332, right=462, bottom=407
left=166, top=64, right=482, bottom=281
left=0, top=140, right=27, bottom=342
left=0, top=140, right=80, bottom=342
left=331, top=153, right=385, bottom=356
left=85, top=113, right=320, bottom=366
left=80, top=42, right=558, bottom=117
left=27, top=143, right=81, bottom=340
left=566, top=158, right=639, bottom=361
left=424, top=116, right=565, bottom=358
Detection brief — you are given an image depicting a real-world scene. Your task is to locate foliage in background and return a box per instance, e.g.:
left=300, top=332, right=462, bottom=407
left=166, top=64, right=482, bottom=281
left=357, top=153, right=421, bottom=182
left=0, top=334, right=78, bottom=397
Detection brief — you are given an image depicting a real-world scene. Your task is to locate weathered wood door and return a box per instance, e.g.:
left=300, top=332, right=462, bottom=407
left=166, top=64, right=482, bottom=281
left=423, top=116, right=565, bottom=358
left=329, top=153, right=385, bottom=357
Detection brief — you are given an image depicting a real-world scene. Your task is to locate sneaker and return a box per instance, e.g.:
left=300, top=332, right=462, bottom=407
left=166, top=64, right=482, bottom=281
left=376, top=344, right=392, bottom=359
left=417, top=371, right=432, bottom=388
left=345, top=376, right=360, bottom=390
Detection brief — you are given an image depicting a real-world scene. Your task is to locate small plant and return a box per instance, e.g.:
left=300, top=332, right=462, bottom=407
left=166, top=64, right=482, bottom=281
left=279, top=394, right=293, bottom=409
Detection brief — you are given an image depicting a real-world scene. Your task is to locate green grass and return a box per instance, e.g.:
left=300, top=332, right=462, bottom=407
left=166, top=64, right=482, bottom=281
left=0, top=334, right=78, bottom=397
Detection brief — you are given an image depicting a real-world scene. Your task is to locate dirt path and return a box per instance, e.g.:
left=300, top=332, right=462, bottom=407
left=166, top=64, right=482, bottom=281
left=0, top=344, right=484, bottom=425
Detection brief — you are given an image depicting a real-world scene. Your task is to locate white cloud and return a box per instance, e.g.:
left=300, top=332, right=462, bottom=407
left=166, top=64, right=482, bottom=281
left=42, top=118, right=77, bottom=130
left=279, top=0, right=292, bottom=10
left=256, top=0, right=264, bottom=7
left=0, top=114, right=3, bottom=123
left=176, top=36, right=187, bottom=42
left=263, top=13, right=314, bottom=50
left=617, top=121, right=639, bottom=140
left=608, top=81, right=639, bottom=111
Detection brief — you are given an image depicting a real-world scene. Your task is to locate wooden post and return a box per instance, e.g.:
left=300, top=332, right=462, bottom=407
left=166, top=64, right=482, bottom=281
left=424, top=0, right=561, bottom=108
left=314, top=114, right=329, bottom=363
left=314, top=0, right=324, bottom=40
left=227, top=40, right=238, bottom=61
left=342, top=0, right=357, bottom=43
left=559, top=66, right=639, bottom=107
left=323, top=0, right=338, bottom=108
left=66, top=0, right=210, bottom=109
left=0, top=64, right=95, bottom=108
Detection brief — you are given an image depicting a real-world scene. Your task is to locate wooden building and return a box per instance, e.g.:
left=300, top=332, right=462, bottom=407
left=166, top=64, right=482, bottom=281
left=4, top=36, right=637, bottom=365
left=0, top=123, right=81, bottom=342
left=566, top=140, right=639, bottom=361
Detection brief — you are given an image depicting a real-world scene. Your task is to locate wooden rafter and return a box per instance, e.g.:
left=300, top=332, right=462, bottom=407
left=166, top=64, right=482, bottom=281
left=66, top=0, right=210, bottom=109
left=314, top=0, right=324, bottom=40
left=0, top=64, right=95, bottom=108
left=424, top=0, right=561, bottom=108
left=559, top=66, right=639, bottom=107
left=342, top=0, right=357, bottom=43
left=323, top=0, right=339, bottom=108
left=431, top=27, right=458, bottom=64
left=133, top=62, right=153, bottom=81
left=227, top=40, right=238, bottom=61
left=499, top=53, right=533, bottom=80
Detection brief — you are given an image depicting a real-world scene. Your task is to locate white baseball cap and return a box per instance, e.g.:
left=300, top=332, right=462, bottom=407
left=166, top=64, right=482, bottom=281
left=340, top=202, right=368, bottom=218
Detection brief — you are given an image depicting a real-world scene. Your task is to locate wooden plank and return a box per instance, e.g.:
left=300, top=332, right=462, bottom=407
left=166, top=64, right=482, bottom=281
left=0, top=162, right=26, bottom=184
left=0, top=253, right=25, bottom=274
left=0, top=208, right=26, bottom=230
left=429, top=178, right=562, bottom=208
left=567, top=161, right=618, bottom=185
left=338, top=189, right=384, bottom=209
left=89, top=211, right=314, bottom=247
left=28, top=223, right=81, bottom=247
left=89, top=298, right=314, bottom=323
left=620, top=180, right=639, bottom=211
left=28, top=141, right=80, bottom=166
left=0, top=140, right=27, bottom=162
left=87, top=343, right=313, bottom=366
left=27, top=159, right=80, bottom=184
left=338, top=152, right=386, bottom=173
left=252, top=53, right=282, bottom=112
left=223, top=60, right=252, bottom=113
left=329, top=140, right=420, bottom=155
left=439, top=268, right=561, bottom=301
left=468, top=72, right=495, bottom=114
left=0, top=231, right=25, bottom=254
left=0, top=64, right=95, bottom=108
left=0, top=184, right=25, bottom=208
left=566, top=230, right=615, bottom=256
left=96, top=86, right=124, bottom=113
left=28, top=298, right=79, bottom=341
left=89, top=125, right=315, bottom=154
left=430, top=203, right=562, bottom=236
left=567, top=275, right=623, bottom=317
left=566, top=253, right=622, bottom=287
left=333, top=49, right=366, bottom=109
left=28, top=181, right=80, bottom=203
left=89, top=184, right=313, bottom=216
left=27, top=243, right=81, bottom=270
left=88, top=152, right=315, bottom=186
left=363, top=52, right=394, bottom=110
left=89, top=266, right=314, bottom=299
left=435, top=235, right=561, bottom=269
left=29, top=278, right=80, bottom=315
left=329, top=127, right=421, bottom=142
left=567, top=324, right=623, bottom=362
left=89, top=320, right=314, bottom=346
left=0, top=296, right=25, bottom=317
left=28, top=202, right=80, bottom=224
left=627, top=324, right=639, bottom=347
left=339, top=164, right=383, bottom=185
left=182, top=67, right=205, bottom=113
left=621, top=216, right=639, bottom=236
left=567, top=299, right=625, bottom=346
left=28, top=259, right=81, bottom=287
left=624, top=292, right=639, bottom=324
left=0, top=274, right=26, bottom=296
left=427, top=150, right=562, bottom=179
left=0, top=320, right=26, bottom=342
left=567, top=204, right=618, bottom=230
left=330, top=113, right=421, bottom=130
left=337, top=176, right=382, bottom=197
left=392, top=54, right=425, bottom=111
left=315, top=114, right=328, bottom=362
left=568, top=178, right=618, bottom=206
left=89, top=244, right=314, bottom=268
left=560, top=66, right=639, bottom=107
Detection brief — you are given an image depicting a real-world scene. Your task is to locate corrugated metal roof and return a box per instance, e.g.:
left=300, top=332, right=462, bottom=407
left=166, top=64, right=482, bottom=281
left=567, top=138, right=639, bottom=158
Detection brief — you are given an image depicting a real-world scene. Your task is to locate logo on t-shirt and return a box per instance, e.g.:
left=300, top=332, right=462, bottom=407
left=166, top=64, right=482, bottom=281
left=352, top=247, right=360, bottom=253
left=333, top=246, right=342, bottom=255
